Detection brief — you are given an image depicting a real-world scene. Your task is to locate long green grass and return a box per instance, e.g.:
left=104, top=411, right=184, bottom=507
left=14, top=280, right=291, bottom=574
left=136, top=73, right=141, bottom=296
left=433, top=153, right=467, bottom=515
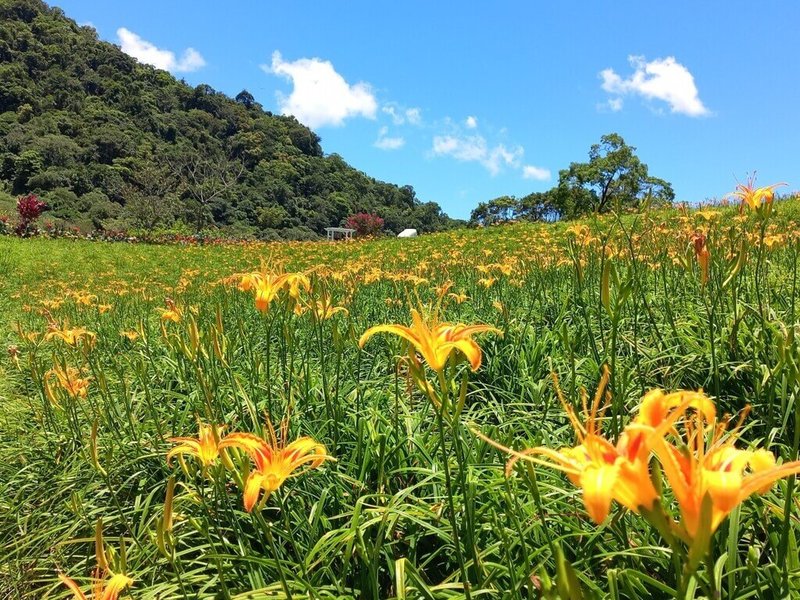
left=2, top=200, right=800, bottom=599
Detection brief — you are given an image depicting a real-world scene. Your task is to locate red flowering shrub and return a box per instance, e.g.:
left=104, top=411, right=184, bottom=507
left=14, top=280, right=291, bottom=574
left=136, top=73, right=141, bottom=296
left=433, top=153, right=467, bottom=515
left=345, top=212, right=384, bottom=237
left=16, top=193, right=47, bottom=235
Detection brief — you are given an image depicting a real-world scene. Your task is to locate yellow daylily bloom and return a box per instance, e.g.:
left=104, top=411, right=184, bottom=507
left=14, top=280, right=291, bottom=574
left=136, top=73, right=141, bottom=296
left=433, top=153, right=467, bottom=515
left=286, top=272, right=311, bottom=301
left=254, top=274, right=291, bottom=312
left=58, top=569, right=133, bottom=600
left=651, top=403, right=800, bottom=541
left=359, top=308, right=500, bottom=373
left=45, top=324, right=96, bottom=347
left=167, top=422, right=223, bottom=468
left=72, top=291, right=97, bottom=306
left=219, top=419, right=332, bottom=511
left=46, top=365, right=91, bottom=400
left=729, top=176, right=787, bottom=213
left=236, top=270, right=310, bottom=313
left=156, top=298, right=182, bottom=323
left=308, top=292, right=348, bottom=321
left=119, top=330, right=140, bottom=342
left=632, top=388, right=717, bottom=431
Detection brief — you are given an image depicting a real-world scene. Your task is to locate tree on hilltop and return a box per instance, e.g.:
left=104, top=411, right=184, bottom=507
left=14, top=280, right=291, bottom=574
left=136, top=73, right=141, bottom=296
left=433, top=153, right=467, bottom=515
left=557, top=133, right=674, bottom=216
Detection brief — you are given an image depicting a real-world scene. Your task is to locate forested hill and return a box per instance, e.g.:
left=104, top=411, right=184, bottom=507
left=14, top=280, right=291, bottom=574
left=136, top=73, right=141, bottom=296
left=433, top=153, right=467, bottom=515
left=0, top=0, right=456, bottom=239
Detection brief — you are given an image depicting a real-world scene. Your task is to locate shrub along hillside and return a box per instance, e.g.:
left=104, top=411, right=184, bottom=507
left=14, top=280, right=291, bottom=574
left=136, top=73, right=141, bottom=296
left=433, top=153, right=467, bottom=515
left=0, top=0, right=456, bottom=238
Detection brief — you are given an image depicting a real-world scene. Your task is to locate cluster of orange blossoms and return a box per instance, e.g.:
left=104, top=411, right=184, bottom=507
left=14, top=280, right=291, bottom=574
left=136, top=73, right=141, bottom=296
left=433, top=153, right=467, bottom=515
left=167, top=420, right=332, bottom=512
left=479, top=370, right=800, bottom=546
left=363, top=305, right=800, bottom=551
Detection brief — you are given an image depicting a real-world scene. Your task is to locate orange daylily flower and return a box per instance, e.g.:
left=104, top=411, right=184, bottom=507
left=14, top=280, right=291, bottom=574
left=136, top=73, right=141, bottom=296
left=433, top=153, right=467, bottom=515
left=359, top=309, right=499, bottom=373
left=729, top=176, right=787, bottom=214
left=157, top=298, right=182, bottom=323
left=72, top=291, right=97, bottom=306
left=691, top=232, right=710, bottom=286
left=45, top=324, right=96, bottom=347
left=58, top=569, right=133, bottom=600
left=236, top=270, right=310, bottom=312
left=308, top=292, right=348, bottom=321
left=46, top=365, right=91, bottom=400
left=651, top=403, right=800, bottom=541
left=119, top=330, right=140, bottom=342
left=219, top=419, right=332, bottom=511
left=167, top=422, right=223, bottom=468
left=476, top=370, right=659, bottom=523
left=58, top=520, right=133, bottom=600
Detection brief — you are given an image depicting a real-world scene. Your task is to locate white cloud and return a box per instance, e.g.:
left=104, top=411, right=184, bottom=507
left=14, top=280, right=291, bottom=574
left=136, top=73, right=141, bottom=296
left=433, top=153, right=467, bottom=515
left=264, top=51, right=377, bottom=128
left=382, top=104, right=422, bottom=126
left=432, top=134, right=523, bottom=176
left=374, top=126, right=405, bottom=150
left=382, top=105, right=404, bottom=125
left=465, top=115, right=478, bottom=129
left=405, top=107, right=422, bottom=125
left=600, top=55, right=709, bottom=117
left=117, top=27, right=205, bottom=73
left=522, top=165, right=551, bottom=181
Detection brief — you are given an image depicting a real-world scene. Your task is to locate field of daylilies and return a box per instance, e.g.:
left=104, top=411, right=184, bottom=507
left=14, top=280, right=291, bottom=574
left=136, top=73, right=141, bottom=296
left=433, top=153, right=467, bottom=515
left=3, top=182, right=800, bottom=599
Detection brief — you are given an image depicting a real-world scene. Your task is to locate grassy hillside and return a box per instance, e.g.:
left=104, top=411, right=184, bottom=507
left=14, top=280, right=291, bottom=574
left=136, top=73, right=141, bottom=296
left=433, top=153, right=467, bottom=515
left=0, top=0, right=455, bottom=239
left=2, top=199, right=800, bottom=597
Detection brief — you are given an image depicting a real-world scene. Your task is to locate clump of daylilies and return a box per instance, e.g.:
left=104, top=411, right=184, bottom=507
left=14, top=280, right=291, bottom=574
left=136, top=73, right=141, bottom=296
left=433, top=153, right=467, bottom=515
left=359, top=296, right=500, bottom=595
left=45, top=364, right=91, bottom=403
left=167, top=417, right=332, bottom=511
left=477, top=368, right=800, bottom=589
left=44, top=321, right=96, bottom=348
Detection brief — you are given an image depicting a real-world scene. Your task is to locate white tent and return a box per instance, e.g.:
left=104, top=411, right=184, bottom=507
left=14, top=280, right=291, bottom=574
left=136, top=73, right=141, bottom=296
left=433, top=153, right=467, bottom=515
left=398, top=229, right=418, bottom=238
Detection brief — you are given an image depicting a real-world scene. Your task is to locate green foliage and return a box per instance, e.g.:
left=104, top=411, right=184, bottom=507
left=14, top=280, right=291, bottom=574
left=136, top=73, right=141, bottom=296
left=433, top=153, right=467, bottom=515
left=2, top=200, right=800, bottom=598
left=470, top=192, right=561, bottom=225
left=0, top=0, right=456, bottom=237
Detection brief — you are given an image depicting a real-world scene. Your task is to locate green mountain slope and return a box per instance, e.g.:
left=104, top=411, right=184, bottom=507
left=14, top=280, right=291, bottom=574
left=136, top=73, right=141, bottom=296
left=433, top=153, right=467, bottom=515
left=0, top=0, right=455, bottom=238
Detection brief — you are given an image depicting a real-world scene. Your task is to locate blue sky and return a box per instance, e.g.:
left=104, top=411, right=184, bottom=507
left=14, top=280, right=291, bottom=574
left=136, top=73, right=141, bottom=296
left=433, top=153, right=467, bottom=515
left=58, top=0, right=799, bottom=219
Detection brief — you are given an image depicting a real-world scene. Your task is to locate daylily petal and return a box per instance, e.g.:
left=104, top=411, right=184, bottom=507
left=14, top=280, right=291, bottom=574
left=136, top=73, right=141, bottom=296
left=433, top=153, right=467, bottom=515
left=579, top=462, right=620, bottom=523
left=100, top=574, right=134, bottom=600
left=58, top=573, right=89, bottom=600
left=447, top=339, right=483, bottom=370
left=243, top=472, right=266, bottom=512
left=704, top=468, right=743, bottom=514
left=740, top=460, right=800, bottom=499
left=359, top=324, right=420, bottom=350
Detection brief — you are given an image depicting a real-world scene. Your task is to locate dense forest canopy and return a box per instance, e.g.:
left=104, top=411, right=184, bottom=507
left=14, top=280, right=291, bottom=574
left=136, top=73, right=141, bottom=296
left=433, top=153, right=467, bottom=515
left=0, top=0, right=458, bottom=238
